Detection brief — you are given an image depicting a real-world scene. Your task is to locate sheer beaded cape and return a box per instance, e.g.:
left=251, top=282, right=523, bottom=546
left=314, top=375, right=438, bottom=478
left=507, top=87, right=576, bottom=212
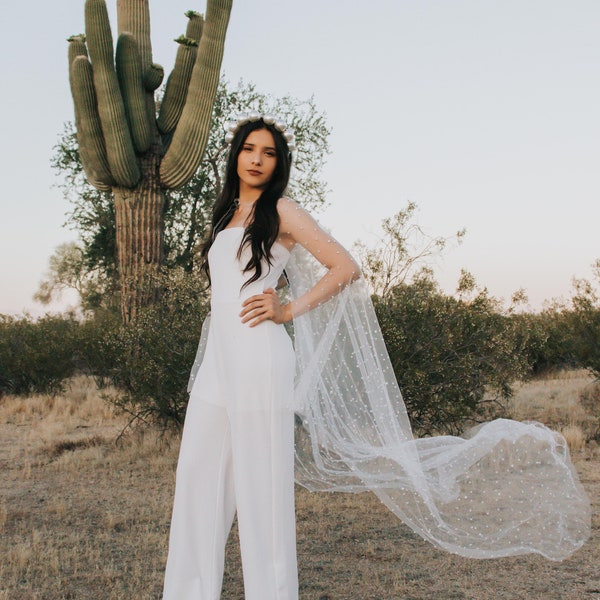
left=188, top=235, right=591, bottom=562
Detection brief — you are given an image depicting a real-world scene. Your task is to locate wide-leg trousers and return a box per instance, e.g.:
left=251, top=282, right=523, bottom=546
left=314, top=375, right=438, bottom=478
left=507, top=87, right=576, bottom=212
left=162, top=318, right=298, bottom=599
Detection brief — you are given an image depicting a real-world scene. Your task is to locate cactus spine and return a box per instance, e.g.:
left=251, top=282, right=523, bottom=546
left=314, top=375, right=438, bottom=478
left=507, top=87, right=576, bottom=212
left=67, top=0, right=232, bottom=323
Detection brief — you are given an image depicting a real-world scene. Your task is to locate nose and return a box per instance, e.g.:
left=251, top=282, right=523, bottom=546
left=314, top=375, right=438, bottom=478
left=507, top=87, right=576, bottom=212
left=251, top=151, right=262, bottom=165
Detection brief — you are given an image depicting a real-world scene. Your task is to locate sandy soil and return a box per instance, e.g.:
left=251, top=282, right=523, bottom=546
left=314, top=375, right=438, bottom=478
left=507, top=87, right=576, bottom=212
left=1, top=376, right=599, bottom=599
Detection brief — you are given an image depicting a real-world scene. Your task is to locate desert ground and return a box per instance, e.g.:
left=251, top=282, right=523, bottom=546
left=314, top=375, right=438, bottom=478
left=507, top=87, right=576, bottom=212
left=1, top=372, right=599, bottom=599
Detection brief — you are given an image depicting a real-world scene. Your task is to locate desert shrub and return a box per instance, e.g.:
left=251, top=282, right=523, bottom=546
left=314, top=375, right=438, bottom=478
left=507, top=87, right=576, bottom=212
left=76, top=308, right=122, bottom=383
left=511, top=309, right=578, bottom=376
left=374, top=275, right=532, bottom=435
left=79, top=269, right=210, bottom=427
left=0, top=313, right=80, bottom=396
left=567, top=272, right=600, bottom=379
left=521, top=263, right=600, bottom=379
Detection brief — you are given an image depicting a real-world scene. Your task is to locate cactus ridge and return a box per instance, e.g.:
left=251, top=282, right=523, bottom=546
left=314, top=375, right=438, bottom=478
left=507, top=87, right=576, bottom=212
left=85, top=0, right=140, bottom=187
left=117, top=0, right=153, bottom=74
left=160, top=0, right=233, bottom=189
left=116, top=32, right=153, bottom=153
left=70, top=55, right=114, bottom=190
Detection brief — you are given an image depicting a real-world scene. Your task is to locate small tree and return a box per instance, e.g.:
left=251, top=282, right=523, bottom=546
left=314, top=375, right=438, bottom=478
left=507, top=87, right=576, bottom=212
left=354, top=202, right=465, bottom=298
left=360, top=208, right=531, bottom=434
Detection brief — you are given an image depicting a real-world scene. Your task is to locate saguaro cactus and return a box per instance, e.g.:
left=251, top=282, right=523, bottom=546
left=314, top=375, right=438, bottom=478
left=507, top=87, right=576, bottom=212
left=67, top=0, right=232, bottom=323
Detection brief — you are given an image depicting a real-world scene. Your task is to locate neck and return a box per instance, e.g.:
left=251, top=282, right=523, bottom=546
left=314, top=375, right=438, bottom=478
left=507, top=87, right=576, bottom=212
left=238, top=182, right=264, bottom=203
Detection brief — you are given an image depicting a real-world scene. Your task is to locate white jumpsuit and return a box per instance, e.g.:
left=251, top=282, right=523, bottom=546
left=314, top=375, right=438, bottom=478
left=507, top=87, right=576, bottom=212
left=163, top=227, right=298, bottom=600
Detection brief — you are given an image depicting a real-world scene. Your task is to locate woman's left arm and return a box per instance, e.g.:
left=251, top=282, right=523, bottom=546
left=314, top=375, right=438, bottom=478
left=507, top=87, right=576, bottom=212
left=240, top=198, right=361, bottom=326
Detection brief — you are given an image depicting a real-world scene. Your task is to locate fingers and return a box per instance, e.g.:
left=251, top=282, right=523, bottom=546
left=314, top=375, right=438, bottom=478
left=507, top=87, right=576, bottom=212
left=241, top=288, right=275, bottom=308
left=239, top=289, right=279, bottom=326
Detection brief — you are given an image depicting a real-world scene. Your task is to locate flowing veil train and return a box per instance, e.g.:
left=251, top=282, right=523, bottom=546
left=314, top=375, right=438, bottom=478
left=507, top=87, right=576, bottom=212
left=285, top=245, right=590, bottom=561
left=188, top=244, right=590, bottom=561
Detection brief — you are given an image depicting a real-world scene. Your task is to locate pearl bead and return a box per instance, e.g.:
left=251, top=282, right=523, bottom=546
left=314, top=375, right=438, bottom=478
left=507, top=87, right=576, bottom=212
left=247, top=110, right=261, bottom=122
left=263, top=114, right=276, bottom=125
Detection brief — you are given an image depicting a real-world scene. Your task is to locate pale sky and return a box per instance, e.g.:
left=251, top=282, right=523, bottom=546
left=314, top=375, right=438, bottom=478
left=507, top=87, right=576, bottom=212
left=1, top=0, right=598, bottom=315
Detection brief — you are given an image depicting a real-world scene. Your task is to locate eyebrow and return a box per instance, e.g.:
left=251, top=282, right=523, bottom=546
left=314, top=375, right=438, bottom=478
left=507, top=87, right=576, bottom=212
left=243, top=142, right=276, bottom=151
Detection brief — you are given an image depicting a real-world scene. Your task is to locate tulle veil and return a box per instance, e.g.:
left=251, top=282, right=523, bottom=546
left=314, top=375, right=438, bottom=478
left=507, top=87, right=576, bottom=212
left=188, top=243, right=590, bottom=561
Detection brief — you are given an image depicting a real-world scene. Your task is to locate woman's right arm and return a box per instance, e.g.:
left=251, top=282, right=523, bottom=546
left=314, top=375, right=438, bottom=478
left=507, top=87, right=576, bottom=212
left=277, top=198, right=361, bottom=321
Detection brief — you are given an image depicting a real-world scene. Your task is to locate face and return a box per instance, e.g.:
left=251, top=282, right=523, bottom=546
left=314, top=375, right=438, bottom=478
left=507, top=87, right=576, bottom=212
left=236, top=128, right=278, bottom=194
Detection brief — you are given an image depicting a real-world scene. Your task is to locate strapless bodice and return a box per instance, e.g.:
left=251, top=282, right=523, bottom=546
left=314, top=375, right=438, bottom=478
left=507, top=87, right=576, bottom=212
left=208, top=227, right=290, bottom=304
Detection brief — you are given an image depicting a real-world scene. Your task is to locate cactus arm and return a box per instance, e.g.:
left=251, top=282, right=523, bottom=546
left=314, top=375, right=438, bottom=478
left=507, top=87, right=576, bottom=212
left=116, top=33, right=152, bottom=153
left=160, top=0, right=232, bottom=189
left=156, top=35, right=199, bottom=135
left=85, top=0, right=139, bottom=187
left=185, top=10, right=204, bottom=40
left=116, top=0, right=152, bottom=73
left=68, top=34, right=88, bottom=66
left=157, top=12, right=204, bottom=135
left=143, top=63, right=164, bottom=92
left=69, top=54, right=114, bottom=190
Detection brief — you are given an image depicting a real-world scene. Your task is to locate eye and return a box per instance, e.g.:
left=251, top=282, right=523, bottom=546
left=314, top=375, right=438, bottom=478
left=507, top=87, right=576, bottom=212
left=265, top=151, right=276, bottom=158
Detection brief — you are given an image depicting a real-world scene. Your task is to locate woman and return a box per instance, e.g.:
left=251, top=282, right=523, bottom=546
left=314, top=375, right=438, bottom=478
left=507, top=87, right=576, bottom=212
left=164, top=113, right=590, bottom=599
left=163, top=112, right=359, bottom=600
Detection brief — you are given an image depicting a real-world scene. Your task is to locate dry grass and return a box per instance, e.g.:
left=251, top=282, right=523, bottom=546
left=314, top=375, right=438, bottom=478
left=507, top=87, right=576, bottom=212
left=1, top=374, right=599, bottom=599
left=509, top=369, right=600, bottom=452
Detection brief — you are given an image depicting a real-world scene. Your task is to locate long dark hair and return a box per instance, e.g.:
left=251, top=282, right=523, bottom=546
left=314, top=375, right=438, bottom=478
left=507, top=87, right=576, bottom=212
left=200, top=119, right=292, bottom=288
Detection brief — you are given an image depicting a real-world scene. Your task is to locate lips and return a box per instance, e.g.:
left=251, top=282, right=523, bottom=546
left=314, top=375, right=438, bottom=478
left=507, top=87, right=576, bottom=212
left=247, top=170, right=262, bottom=176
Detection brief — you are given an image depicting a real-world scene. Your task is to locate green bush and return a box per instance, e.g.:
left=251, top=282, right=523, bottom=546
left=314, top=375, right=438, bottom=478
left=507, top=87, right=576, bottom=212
left=568, top=275, right=600, bottom=379
left=374, top=276, right=533, bottom=435
left=0, top=313, right=80, bottom=396
left=513, top=309, right=579, bottom=376
left=521, top=263, right=600, bottom=378
left=78, top=269, right=210, bottom=427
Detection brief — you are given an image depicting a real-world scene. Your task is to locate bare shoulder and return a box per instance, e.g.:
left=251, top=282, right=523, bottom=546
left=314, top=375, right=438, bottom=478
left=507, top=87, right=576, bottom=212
left=277, top=197, right=303, bottom=220
left=277, top=197, right=316, bottom=233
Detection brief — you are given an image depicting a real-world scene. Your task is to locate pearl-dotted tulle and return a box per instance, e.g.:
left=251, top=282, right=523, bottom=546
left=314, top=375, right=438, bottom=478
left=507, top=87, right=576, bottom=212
left=188, top=216, right=590, bottom=561
left=286, top=244, right=590, bottom=561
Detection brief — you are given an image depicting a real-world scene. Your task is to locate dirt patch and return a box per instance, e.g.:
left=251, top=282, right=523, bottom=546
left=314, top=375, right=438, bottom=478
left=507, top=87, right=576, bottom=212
left=1, top=377, right=599, bottom=599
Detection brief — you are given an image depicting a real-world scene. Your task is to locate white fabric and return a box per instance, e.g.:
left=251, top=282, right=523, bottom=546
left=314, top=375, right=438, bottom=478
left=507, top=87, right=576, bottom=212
left=166, top=228, right=298, bottom=599
left=185, top=231, right=591, bottom=564
left=286, top=244, right=590, bottom=561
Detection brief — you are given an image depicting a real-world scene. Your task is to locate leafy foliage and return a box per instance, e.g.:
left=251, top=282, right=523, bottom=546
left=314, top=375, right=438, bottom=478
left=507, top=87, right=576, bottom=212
left=354, top=202, right=465, bottom=297
left=568, top=260, right=600, bottom=379
left=363, top=213, right=532, bottom=434
left=34, top=242, right=119, bottom=313
left=77, top=269, right=210, bottom=427
left=374, top=274, right=532, bottom=435
left=0, top=313, right=80, bottom=397
left=529, top=260, right=600, bottom=378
